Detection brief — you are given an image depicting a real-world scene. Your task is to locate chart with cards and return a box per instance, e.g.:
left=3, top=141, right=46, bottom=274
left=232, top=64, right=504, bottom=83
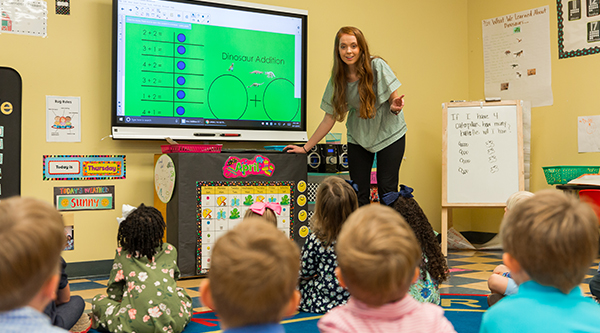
left=196, top=181, right=294, bottom=273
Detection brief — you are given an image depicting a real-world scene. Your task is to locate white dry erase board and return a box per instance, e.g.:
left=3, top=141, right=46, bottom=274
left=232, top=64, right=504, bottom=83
left=442, top=101, right=525, bottom=207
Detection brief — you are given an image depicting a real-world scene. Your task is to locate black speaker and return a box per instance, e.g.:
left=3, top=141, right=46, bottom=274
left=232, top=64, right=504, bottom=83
left=338, top=144, right=349, bottom=171
left=306, top=145, right=322, bottom=172
left=319, top=144, right=339, bottom=173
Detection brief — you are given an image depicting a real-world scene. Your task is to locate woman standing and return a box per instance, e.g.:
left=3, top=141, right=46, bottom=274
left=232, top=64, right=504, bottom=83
left=286, top=26, right=406, bottom=206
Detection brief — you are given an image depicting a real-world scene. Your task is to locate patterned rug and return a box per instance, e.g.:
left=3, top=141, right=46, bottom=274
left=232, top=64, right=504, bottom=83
left=177, top=294, right=488, bottom=333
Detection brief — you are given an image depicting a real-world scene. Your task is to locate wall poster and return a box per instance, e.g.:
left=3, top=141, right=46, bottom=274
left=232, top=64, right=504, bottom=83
left=482, top=6, right=553, bottom=107
left=558, top=0, right=600, bottom=58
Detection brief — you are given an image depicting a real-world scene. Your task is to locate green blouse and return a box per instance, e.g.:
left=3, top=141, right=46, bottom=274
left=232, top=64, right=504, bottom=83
left=320, top=57, right=406, bottom=153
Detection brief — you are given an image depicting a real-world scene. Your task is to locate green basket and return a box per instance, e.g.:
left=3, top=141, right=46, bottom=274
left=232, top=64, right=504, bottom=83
left=542, top=166, right=600, bottom=185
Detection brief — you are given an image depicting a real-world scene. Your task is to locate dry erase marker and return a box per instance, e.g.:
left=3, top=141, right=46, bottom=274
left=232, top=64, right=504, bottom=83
left=220, top=133, right=241, bottom=137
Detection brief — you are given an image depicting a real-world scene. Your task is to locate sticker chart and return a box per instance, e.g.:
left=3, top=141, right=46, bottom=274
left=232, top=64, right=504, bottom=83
left=196, top=181, right=294, bottom=274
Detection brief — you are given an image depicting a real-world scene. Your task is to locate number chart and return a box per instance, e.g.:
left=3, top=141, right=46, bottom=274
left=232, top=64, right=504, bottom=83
left=124, top=21, right=300, bottom=122
left=196, top=180, right=294, bottom=274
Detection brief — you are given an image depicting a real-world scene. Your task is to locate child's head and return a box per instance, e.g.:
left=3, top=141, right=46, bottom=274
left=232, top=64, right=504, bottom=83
left=312, top=177, right=358, bottom=245
left=336, top=205, right=421, bottom=306
left=390, top=192, right=449, bottom=284
left=505, top=190, right=534, bottom=211
left=501, top=189, right=599, bottom=293
left=117, top=204, right=166, bottom=259
left=0, top=197, right=65, bottom=312
left=244, top=202, right=281, bottom=226
left=201, top=218, right=300, bottom=328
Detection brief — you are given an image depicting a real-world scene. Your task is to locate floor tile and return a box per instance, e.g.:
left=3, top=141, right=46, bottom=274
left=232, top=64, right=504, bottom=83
left=451, top=263, right=498, bottom=271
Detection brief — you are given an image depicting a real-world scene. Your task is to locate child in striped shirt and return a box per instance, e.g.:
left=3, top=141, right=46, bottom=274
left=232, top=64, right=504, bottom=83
left=318, top=205, right=456, bottom=333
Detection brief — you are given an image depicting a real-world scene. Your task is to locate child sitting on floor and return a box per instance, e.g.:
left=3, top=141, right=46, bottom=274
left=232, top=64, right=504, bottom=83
left=486, top=190, right=534, bottom=306
left=243, top=201, right=281, bottom=226
left=0, top=197, right=68, bottom=332
left=92, top=204, right=192, bottom=333
left=318, top=204, right=456, bottom=332
left=200, top=218, right=300, bottom=331
left=480, top=190, right=600, bottom=332
left=43, top=257, right=88, bottom=332
left=382, top=185, right=449, bottom=304
left=299, top=176, right=358, bottom=313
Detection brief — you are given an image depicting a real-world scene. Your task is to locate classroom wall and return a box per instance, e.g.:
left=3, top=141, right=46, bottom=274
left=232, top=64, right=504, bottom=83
left=466, top=0, right=600, bottom=232
left=0, top=0, right=469, bottom=264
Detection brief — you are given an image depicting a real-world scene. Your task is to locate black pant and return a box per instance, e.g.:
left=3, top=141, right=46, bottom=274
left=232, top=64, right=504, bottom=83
left=348, top=135, right=406, bottom=206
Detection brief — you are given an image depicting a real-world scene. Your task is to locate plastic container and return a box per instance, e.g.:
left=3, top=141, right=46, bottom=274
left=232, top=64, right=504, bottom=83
left=542, top=166, right=600, bottom=185
left=161, top=144, right=222, bottom=154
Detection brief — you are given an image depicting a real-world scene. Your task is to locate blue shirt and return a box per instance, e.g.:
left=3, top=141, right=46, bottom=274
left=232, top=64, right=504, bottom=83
left=0, top=307, right=68, bottom=333
left=224, top=323, right=285, bottom=333
left=480, top=280, right=600, bottom=333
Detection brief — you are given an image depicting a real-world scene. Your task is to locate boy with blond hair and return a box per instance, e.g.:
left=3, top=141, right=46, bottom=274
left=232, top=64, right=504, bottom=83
left=0, top=197, right=67, bottom=332
left=480, top=189, right=600, bottom=332
left=318, top=205, right=456, bottom=332
left=200, top=218, right=300, bottom=332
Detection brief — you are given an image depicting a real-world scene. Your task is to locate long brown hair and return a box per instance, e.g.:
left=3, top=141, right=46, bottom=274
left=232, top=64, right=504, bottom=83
left=331, top=26, right=377, bottom=120
left=311, top=177, right=358, bottom=246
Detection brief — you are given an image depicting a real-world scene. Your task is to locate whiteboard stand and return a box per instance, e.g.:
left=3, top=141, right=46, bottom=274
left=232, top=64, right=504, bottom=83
left=441, top=100, right=527, bottom=256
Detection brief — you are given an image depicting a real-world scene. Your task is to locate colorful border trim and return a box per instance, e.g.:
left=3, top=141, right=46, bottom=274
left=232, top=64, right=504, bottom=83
left=557, top=0, right=600, bottom=58
left=43, top=155, right=126, bottom=180
left=195, top=180, right=295, bottom=275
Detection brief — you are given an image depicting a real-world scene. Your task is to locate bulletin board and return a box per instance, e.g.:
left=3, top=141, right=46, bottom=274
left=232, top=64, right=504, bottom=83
left=0, top=67, right=22, bottom=199
left=164, top=152, right=307, bottom=277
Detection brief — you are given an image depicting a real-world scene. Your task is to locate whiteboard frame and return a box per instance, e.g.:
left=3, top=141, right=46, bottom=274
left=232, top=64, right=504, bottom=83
left=442, top=100, right=525, bottom=208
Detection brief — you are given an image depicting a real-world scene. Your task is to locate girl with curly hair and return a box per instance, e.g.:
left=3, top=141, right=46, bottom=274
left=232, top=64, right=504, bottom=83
left=382, top=186, right=450, bottom=304
left=92, top=204, right=192, bottom=333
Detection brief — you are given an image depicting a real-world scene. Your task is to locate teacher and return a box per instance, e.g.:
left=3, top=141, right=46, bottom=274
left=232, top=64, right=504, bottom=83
left=286, top=26, right=406, bottom=206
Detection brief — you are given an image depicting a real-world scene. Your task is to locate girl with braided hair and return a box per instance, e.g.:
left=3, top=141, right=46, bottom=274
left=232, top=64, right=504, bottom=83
left=382, top=186, right=449, bottom=305
left=92, top=204, right=192, bottom=333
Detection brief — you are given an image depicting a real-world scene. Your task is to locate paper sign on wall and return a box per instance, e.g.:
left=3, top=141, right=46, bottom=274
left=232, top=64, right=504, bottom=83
left=43, top=155, right=126, bottom=180
left=54, top=185, right=115, bottom=211
left=0, top=0, right=47, bottom=37
left=482, top=6, right=553, bottom=107
left=46, top=96, right=81, bottom=142
left=578, top=115, right=600, bottom=152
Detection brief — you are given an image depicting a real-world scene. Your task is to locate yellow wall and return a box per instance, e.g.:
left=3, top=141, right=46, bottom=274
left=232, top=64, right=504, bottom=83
left=466, top=0, right=600, bottom=232
left=1, top=0, right=469, bottom=264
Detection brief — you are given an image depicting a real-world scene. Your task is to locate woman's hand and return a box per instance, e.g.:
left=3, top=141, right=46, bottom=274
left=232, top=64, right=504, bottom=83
left=284, top=145, right=307, bottom=154
left=390, top=94, right=405, bottom=115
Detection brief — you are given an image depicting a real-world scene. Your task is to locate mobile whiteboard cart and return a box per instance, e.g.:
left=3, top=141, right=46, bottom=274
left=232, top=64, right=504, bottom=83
left=441, top=100, right=530, bottom=255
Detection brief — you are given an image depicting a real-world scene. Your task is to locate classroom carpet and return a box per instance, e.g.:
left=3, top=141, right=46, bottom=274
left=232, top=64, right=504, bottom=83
left=176, top=294, right=488, bottom=333
left=87, top=294, right=487, bottom=333
left=73, top=250, right=599, bottom=333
